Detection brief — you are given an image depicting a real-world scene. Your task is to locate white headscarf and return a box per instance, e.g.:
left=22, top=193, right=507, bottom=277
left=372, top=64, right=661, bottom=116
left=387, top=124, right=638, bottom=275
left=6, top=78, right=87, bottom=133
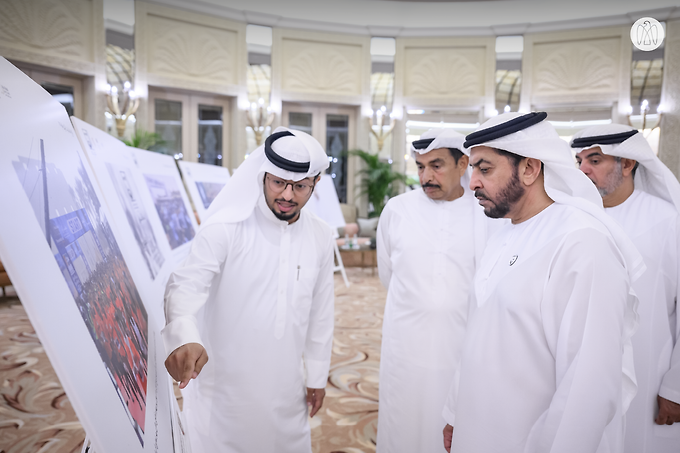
left=203, top=127, right=329, bottom=226
left=571, top=123, right=680, bottom=213
left=411, top=128, right=465, bottom=154
left=465, top=112, right=643, bottom=412
left=412, top=128, right=469, bottom=189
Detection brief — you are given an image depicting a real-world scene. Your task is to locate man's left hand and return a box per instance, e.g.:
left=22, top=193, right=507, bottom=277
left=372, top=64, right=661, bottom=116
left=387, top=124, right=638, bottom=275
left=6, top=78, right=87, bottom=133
left=443, top=424, right=454, bottom=452
left=306, top=387, right=326, bottom=418
left=655, top=395, right=680, bottom=425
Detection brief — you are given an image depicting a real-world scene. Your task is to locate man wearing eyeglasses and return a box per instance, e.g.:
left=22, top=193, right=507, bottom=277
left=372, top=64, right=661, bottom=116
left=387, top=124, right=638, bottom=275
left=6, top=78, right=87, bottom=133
left=162, top=127, right=335, bottom=453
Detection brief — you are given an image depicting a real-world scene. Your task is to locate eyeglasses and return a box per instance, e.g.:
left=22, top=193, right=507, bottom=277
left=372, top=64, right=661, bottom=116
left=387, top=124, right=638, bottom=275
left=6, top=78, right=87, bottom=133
left=266, top=175, right=315, bottom=197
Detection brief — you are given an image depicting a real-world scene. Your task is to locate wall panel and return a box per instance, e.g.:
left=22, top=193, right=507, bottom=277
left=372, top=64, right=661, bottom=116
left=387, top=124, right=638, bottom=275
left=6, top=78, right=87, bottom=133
left=0, top=0, right=95, bottom=72
left=136, top=2, right=246, bottom=97
left=281, top=39, right=362, bottom=96
left=521, top=26, right=631, bottom=113
left=147, top=16, right=238, bottom=87
left=395, top=36, right=495, bottom=112
left=272, top=28, right=370, bottom=106
left=0, top=0, right=106, bottom=128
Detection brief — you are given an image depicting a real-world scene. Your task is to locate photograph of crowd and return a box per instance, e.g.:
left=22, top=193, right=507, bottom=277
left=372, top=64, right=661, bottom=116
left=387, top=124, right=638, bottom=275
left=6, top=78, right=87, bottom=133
left=195, top=181, right=225, bottom=209
left=143, top=174, right=196, bottom=249
left=12, top=141, right=149, bottom=446
left=107, top=163, right=166, bottom=280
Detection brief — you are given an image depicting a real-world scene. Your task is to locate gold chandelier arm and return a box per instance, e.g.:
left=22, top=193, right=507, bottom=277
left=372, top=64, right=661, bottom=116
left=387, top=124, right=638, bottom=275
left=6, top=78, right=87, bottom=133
left=105, top=94, right=116, bottom=115
left=124, top=98, right=140, bottom=118
left=266, top=112, right=275, bottom=128
left=111, top=95, right=121, bottom=117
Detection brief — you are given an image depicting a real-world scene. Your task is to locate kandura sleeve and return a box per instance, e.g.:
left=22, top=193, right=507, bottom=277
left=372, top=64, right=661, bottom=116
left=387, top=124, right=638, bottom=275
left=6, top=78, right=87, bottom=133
left=442, top=366, right=460, bottom=427
left=304, top=229, right=335, bottom=389
left=660, top=215, right=680, bottom=404
left=533, top=229, right=631, bottom=453
left=441, top=286, right=480, bottom=427
left=377, top=205, right=393, bottom=289
left=161, top=223, right=231, bottom=360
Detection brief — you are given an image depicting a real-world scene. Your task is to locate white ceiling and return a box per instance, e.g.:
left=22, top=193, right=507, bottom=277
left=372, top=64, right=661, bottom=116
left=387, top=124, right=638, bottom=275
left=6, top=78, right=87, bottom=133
left=147, top=0, right=680, bottom=36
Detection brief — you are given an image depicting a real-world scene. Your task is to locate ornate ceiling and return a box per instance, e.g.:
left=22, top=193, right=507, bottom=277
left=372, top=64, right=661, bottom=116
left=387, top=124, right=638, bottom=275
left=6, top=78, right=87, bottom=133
left=149, top=0, right=680, bottom=36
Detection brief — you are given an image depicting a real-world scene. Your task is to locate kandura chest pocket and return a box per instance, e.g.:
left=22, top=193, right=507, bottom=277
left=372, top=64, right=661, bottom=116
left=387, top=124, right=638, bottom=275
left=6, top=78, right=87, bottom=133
left=292, top=266, right=319, bottom=313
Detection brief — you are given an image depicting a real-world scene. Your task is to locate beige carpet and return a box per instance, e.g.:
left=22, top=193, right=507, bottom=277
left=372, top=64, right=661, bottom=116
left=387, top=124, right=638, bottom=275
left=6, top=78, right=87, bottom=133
left=0, top=293, right=85, bottom=453
left=0, top=268, right=385, bottom=453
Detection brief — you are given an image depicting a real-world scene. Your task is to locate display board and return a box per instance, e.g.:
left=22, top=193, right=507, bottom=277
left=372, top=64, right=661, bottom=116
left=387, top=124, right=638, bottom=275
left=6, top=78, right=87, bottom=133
left=130, top=149, right=199, bottom=257
left=177, top=160, right=230, bottom=223
left=71, top=117, right=184, bottom=321
left=304, top=174, right=346, bottom=231
left=0, top=58, right=186, bottom=452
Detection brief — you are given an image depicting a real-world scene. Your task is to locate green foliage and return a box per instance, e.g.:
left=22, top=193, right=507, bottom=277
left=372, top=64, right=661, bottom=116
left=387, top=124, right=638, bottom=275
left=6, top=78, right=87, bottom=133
left=121, top=130, right=166, bottom=151
left=350, top=149, right=409, bottom=218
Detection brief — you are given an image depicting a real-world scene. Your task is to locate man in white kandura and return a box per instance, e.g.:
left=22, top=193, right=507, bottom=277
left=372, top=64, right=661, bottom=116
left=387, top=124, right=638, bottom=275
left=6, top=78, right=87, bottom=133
left=442, top=112, right=644, bottom=453
left=162, top=128, right=335, bottom=452
left=376, top=129, right=496, bottom=452
left=572, top=124, right=680, bottom=452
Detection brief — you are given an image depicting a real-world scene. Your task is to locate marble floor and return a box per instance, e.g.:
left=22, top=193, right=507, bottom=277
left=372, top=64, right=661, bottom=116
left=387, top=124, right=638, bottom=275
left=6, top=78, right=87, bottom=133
left=0, top=268, right=385, bottom=453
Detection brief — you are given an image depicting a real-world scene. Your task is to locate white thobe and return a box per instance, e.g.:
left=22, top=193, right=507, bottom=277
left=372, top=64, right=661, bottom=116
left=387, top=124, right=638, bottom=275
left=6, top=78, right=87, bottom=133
left=606, top=190, right=680, bottom=452
left=376, top=189, right=487, bottom=453
left=445, top=203, right=635, bottom=453
left=162, top=195, right=335, bottom=453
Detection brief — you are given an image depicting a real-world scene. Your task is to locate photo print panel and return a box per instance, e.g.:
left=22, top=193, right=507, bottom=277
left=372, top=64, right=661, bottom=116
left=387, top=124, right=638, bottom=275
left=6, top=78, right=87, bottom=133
left=71, top=117, right=173, bottom=321
left=177, top=160, right=230, bottom=223
left=0, top=58, right=178, bottom=452
left=130, top=148, right=199, bottom=257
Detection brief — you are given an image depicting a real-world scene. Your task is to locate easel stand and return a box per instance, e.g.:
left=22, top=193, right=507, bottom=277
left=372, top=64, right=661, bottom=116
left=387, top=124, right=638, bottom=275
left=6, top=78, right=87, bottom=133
left=333, top=239, right=350, bottom=288
left=81, top=436, right=94, bottom=453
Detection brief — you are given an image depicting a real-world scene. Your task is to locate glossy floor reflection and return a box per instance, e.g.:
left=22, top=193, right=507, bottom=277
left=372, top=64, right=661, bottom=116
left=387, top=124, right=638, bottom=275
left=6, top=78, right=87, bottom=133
left=0, top=268, right=385, bottom=452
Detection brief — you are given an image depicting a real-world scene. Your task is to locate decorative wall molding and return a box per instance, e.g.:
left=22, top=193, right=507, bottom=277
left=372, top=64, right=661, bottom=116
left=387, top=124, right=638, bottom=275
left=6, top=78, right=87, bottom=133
left=147, top=15, right=236, bottom=86
left=136, top=1, right=246, bottom=97
left=146, top=0, right=679, bottom=37
left=521, top=26, right=631, bottom=113
left=0, top=48, right=97, bottom=76
left=0, top=0, right=106, bottom=129
left=395, top=36, right=495, bottom=113
left=271, top=28, right=370, bottom=107
left=0, top=0, right=94, bottom=68
left=281, top=39, right=361, bottom=96
left=533, top=38, right=619, bottom=96
left=403, top=48, right=483, bottom=98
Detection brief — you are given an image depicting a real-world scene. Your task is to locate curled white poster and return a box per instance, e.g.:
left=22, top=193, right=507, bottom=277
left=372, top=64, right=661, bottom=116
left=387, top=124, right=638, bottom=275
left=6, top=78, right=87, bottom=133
left=0, top=58, right=178, bottom=451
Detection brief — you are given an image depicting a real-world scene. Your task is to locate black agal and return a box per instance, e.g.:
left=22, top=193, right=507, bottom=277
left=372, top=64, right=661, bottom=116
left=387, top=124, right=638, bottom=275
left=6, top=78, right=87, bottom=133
left=412, top=138, right=434, bottom=150
left=570, top=130, right=638, bottom=148
left=264, top=131, right=311, bottom=173
left=464, top=112, right=548, bottom=148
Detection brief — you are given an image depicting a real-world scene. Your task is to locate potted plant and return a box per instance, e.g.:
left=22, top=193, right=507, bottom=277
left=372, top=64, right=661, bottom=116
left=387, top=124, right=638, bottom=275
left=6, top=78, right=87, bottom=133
left=121, top=130, right=166, bottom=151
left=350, top=149, right=411, bottom=218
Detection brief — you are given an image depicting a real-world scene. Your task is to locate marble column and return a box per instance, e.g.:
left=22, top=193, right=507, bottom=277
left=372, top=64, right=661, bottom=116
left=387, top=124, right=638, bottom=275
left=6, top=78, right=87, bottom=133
left=658, top=19, right=680, bottom=178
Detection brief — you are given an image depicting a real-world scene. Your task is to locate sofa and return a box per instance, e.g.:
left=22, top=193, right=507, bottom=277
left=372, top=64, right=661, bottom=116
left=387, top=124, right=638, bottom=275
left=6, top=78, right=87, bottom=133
left=338, top=203, right=379, bottom=239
